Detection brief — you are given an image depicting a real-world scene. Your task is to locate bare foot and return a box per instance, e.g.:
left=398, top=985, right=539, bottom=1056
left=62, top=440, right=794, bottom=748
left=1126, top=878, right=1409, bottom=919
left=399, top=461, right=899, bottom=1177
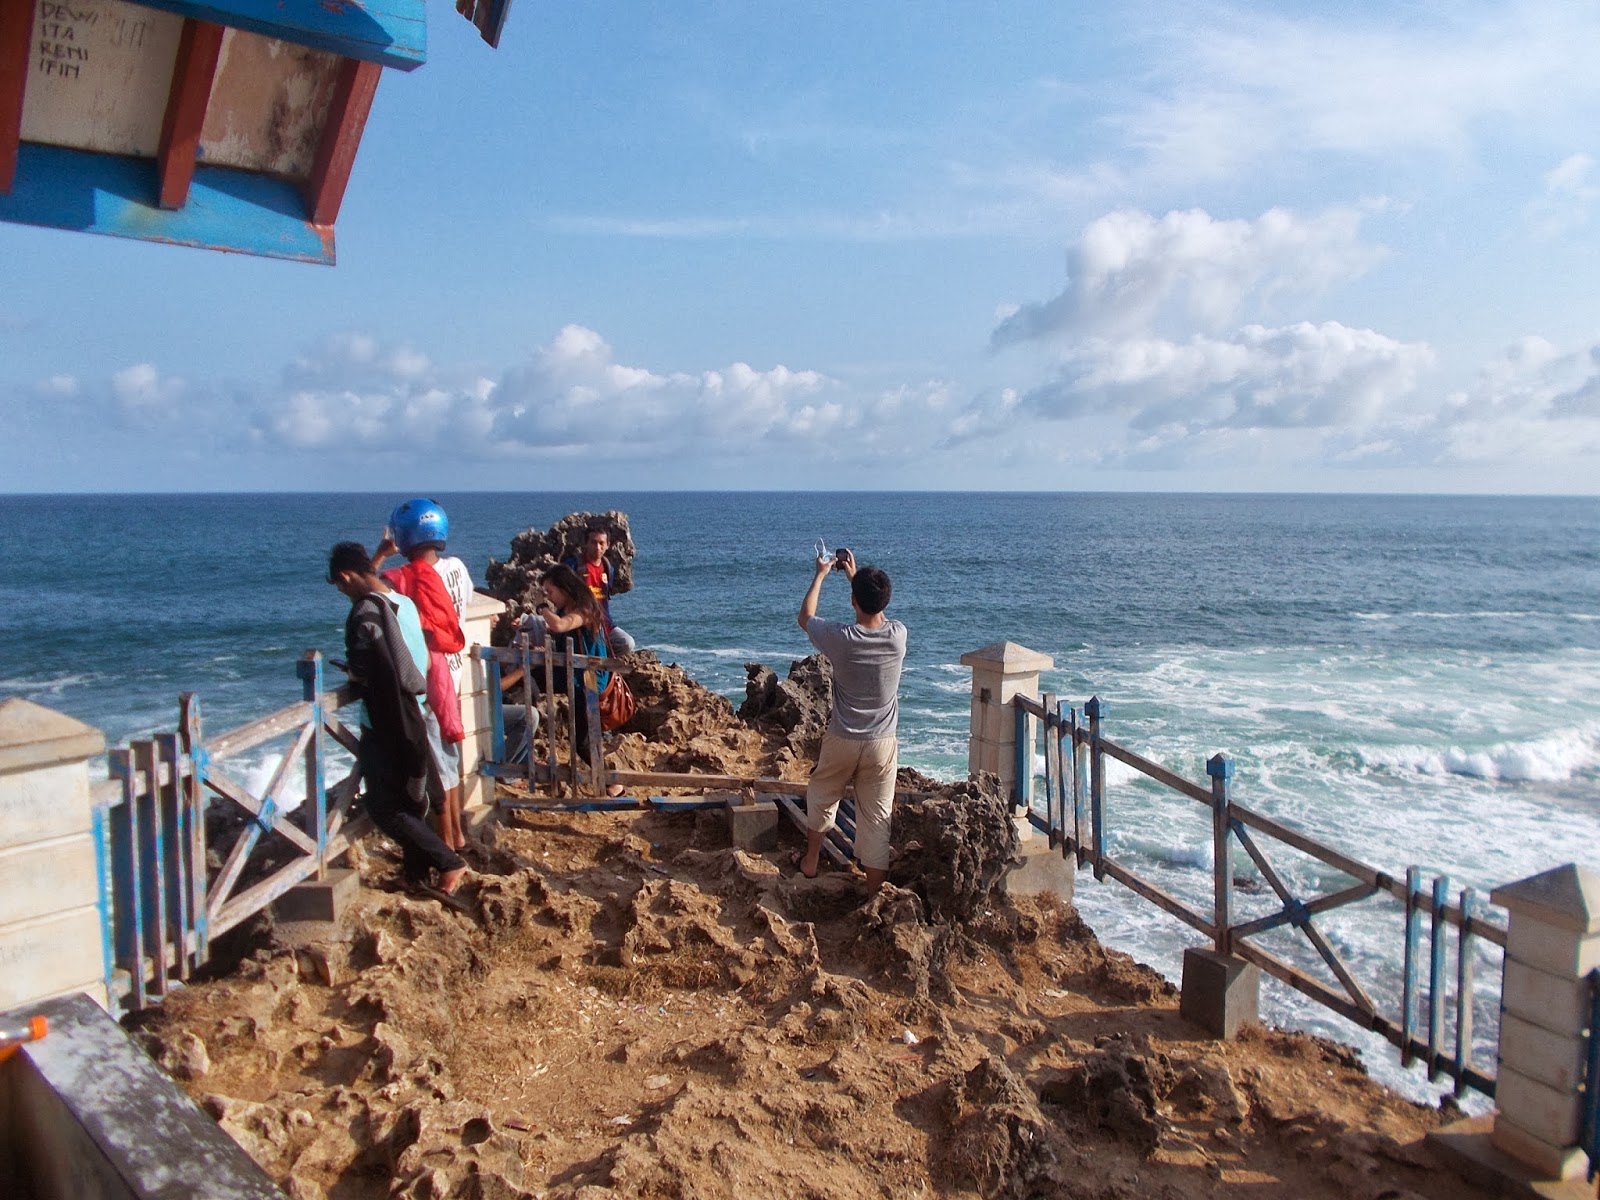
left=794, top=851, right=819, bottom=880
left=606, top=783, right=625, bottom=797
left=438, top=866, right=468, bottom=894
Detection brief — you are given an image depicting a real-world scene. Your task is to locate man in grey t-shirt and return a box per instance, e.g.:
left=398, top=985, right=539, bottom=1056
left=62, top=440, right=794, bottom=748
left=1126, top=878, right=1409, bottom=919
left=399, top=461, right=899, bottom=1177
left=795, top=547, right=907, bottom=890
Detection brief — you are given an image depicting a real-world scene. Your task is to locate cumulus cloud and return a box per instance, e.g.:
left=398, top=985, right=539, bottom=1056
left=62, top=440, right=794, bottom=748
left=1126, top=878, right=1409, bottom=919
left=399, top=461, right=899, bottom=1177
left=1525, top=152, right=1600, bottom=238
left=1117, top=4, right=1600, bottom=181
left=49, top=326, right=959, bottom=471
left=992, top=206, right=1383, bottom=346
left=1021, top=322, right=1433, bottom=433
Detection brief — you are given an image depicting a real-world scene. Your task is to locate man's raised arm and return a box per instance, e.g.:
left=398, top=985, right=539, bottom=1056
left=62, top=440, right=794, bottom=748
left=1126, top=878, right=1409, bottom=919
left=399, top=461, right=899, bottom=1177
left=797, top=550, right=834, bottom=632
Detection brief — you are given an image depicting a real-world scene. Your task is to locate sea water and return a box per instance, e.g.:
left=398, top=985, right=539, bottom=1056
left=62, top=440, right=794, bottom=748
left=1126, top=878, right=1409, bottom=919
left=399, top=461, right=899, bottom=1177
left=5, top=491, right=1599, bottom=1105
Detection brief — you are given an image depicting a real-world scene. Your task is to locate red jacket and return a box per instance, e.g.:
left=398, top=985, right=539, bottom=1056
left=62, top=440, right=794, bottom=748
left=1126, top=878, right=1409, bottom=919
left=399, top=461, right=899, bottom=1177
left=384, top=561, right=466, bottom=654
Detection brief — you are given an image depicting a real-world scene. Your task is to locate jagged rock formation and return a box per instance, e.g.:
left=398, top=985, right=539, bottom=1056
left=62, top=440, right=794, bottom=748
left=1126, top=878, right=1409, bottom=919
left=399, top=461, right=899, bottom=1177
left=739, top=654, right=833, bottom=762
left=484, top=510, right=635, bottom=632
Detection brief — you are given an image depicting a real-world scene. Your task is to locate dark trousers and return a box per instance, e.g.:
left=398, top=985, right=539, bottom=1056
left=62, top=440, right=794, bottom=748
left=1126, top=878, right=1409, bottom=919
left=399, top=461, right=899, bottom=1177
left=358, top=732, right=464, bottom=881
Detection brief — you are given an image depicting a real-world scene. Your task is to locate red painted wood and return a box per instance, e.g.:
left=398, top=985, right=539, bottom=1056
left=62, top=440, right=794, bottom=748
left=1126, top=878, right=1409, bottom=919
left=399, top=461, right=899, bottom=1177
left=156, top=20, right=226, bottom=210
left=0, top=0, right=35, bottom=193
left=302, top=57, right=381, bottom=227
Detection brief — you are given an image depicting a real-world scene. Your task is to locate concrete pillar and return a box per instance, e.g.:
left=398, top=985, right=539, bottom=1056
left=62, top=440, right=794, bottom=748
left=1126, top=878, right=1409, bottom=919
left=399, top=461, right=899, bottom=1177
left=1487, top=864, right=1600, bottom=1181
left=457, top=590, right=507, bottom=824
left=960, top=641, right=1053, bottom=797
left=0, top=699, right=109, bottom=1012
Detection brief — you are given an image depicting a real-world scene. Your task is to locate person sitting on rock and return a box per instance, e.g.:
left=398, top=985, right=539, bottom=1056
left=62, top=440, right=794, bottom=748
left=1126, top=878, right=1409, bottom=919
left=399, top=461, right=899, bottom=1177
left=795, top=547, right=907, bottom=890
left=524, top=564, right=626, bottom=797
left=561, top=522, right=635, bottom=654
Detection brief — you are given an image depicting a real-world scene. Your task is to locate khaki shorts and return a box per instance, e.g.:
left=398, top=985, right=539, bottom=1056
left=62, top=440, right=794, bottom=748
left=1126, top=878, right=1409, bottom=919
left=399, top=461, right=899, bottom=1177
left=805, top=731, right=897, bottom=870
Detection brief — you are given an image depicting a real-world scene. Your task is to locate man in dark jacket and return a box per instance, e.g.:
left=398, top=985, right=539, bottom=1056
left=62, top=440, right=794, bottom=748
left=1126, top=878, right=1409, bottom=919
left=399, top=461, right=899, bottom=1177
left=328, top=542, right=466, bottom=893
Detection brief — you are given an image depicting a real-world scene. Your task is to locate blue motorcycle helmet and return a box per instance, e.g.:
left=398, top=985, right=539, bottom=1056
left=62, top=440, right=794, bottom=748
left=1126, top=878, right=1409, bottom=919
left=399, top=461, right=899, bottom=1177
left=389, top=498, right=449, bottom=554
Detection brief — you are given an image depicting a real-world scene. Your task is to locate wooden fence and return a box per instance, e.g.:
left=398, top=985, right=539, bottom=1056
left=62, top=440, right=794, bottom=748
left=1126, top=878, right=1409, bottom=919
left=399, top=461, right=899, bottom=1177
left=90, top=651, right=368, bottom=1013
left=1014, top=692, right=1507, bottom=1099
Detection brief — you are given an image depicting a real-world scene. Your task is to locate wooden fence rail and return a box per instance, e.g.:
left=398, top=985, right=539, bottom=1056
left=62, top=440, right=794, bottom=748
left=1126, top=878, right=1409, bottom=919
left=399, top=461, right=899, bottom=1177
left=92, top=651, right=367, bottom=1013
left=1012, top=692, right=1505, bottom=1099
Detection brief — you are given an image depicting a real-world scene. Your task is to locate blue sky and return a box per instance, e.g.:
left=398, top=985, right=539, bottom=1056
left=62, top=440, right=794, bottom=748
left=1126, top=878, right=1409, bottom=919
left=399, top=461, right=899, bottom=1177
left=4, top=0, right=1600, bottom=493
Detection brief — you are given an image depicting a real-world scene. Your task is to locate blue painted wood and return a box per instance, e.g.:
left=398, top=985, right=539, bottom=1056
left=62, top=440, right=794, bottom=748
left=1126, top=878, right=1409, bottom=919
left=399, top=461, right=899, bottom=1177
left=1207, top=753, right=1234, bottom=955
left=89, top=802, right=116, bottom=1011
left=1428, top=874, right=1449, bottom=1080
left=108, top=749, right=147, bottom=1011
left=1453, top=887, right=1477, bottom=1098
left=0, top=144, right=335, bottom=264
left=155, top=734, right=189, bottom=979
left=1087, top=698, right=1106, bottom=882
left=1401, top=866, right=1421, bottom=1068
left=131, top=0, right=426, bottom=70
left=1011, top=700, right=1028, bottom=811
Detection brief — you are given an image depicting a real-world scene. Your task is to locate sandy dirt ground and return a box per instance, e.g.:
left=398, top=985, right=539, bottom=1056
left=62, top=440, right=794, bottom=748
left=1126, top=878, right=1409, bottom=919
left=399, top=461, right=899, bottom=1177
left=134, top=653, right=1491, bottom=1200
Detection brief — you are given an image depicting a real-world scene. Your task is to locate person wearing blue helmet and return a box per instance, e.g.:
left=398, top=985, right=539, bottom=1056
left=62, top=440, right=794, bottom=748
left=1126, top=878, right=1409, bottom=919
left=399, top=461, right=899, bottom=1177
left=374, top=498, right=477, bottom=851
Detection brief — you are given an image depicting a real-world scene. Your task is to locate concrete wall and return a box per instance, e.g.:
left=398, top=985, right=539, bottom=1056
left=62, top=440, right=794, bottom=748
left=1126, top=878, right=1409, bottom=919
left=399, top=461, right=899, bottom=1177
left=0, top=700, right=108, bottom=1012
left=458, top=590, right=507, bottom=822
left=0, top=993, right=280, bottom=1199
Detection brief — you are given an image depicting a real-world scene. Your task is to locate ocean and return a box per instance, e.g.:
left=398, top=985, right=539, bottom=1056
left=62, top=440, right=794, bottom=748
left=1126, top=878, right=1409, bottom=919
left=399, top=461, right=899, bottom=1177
left=5, top=491, right=1599, bottom=1105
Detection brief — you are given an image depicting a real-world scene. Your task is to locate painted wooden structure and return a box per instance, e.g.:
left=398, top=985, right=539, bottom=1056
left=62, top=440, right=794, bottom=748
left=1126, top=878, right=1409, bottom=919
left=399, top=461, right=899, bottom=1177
left=979, top=642, right=1600, bottom=1187
left=0, top=0, right=510, bottom=262
left=88, top=651, right=369, bottom=1012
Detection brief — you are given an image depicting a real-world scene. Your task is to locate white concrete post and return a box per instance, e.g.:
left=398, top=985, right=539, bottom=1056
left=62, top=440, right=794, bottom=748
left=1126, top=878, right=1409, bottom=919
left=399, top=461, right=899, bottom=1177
left=960, top=641, right=1054, bottom=797
left=0, top=699, right=109, bottom=1011
left=457, top=591, right=507, bottom=822
left=1489, top=863, right=1600, bottom=1181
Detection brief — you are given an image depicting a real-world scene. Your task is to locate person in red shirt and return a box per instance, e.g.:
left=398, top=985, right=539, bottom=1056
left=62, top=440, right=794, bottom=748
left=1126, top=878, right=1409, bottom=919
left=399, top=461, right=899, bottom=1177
left=561, top=524, right=635, bottom=654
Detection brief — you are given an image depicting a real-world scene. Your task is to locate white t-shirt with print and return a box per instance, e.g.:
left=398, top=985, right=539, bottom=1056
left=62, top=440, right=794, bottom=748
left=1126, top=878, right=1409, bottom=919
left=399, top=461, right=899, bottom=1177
left=432, top=555, right=474, bottom=689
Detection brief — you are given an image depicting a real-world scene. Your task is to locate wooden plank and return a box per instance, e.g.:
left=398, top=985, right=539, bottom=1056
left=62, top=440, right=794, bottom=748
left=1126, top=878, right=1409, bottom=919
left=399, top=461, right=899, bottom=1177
left=203, top=764, right=318, bottom=856
left=132, top=741, right=170, bottom=999
left=207, top=701, right=314, bottom=761
left=154, top=734, right=191, bottom=979
left=1230, top=882, right=1378, bottom=940
left=1097, top=857, right=1217, bottom=940
left=324, top=715, right=361, bottom=757
left=302, top=58, right=380, bottom=226
left=776, top=794, right=851, bottom=866
left=110, top=749, right=146, bottom=1012
left=128, top=0, right=426, bottom=71
left=0, top=0, right=31, bottom=192
left=543, top=636, right=557, bottom=786
left=156, top=20, right=225, bottom=209
left=210, top=813, right=373, bottom=938
left=179, top=694, right=208, bottom=968
left=585, top=669, right=605, bottom=795
left=1099, top=739, right=1213, bottom=806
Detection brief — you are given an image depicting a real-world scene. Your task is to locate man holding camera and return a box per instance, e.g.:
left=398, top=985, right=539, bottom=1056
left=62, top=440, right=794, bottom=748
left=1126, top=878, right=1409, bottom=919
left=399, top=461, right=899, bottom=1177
left=795, top=546, right=907, bottom=890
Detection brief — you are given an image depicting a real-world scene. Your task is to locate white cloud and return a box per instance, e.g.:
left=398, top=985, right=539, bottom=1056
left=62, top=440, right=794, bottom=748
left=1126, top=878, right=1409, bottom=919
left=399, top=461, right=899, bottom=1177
left=1116, top=3, right=1600, bottom=182
left=1525, top=152, right=1600, bottom=238
left=110, top=363, right=188, bottom=419
left=1021, top=322, right=1434, bottom=433
left=993, top=206, right=1384, bottom=345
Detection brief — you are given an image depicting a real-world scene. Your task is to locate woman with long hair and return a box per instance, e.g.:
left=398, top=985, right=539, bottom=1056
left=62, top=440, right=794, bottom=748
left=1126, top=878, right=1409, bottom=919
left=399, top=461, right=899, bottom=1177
left=536, top=565, right=622, bottom=794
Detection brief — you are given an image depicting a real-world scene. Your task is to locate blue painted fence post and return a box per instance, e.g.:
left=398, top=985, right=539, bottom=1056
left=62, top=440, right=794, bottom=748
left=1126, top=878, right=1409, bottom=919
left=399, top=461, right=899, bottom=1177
left=1207, top=754, right=1234, bottom=955
left=1401, top=865, right=1422, bottom=1068
left=178, top=693, right=209, bottom=970
left=1085, top=695, right=1106, bottom=881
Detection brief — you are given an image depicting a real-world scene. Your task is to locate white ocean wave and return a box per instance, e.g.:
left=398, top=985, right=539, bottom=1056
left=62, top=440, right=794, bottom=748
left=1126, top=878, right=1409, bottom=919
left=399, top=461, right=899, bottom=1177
left=650, top=643, right=778, bottom=661
left=0, top=671, right=99, bottom=695
left=1362, top=727, right=1600, bottom=783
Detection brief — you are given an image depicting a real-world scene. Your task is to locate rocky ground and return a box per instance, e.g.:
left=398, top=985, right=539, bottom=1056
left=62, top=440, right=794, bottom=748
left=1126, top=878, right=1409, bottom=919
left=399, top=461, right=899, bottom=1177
left=134, top=651, right=1491, bottom=1200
